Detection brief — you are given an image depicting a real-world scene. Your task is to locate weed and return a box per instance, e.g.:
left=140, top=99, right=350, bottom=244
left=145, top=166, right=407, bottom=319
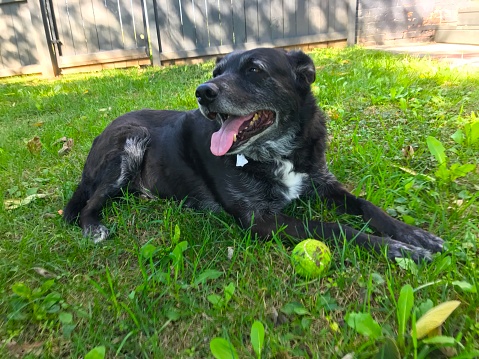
left=210, top=320, right=265, bottom=359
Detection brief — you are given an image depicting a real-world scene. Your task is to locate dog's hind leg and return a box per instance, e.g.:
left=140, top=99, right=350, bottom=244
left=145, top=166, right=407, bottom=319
left=65, top=125, right=150, bottom=243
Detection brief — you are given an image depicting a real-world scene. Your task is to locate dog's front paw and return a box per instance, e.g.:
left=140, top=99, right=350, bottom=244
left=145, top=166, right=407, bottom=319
left=82, top=225, right=109, bottom=243
left=394, top=225, right=444, bottom=253
left=386, top=240, right=434, bottom=263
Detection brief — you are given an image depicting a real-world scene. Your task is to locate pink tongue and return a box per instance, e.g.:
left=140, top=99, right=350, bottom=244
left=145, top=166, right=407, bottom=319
left=210, top=115, right=252, bottom=156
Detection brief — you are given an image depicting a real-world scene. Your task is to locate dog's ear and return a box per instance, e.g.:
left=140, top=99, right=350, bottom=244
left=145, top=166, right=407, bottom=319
left=215, top=56, right=223, bottom=64
left=286, top=50, right=316, bottom=85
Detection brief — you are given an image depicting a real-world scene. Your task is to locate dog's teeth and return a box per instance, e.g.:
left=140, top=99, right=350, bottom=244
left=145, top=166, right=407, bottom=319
left=253, top=113, right=259, bottom=121
left=233, top=134, right=237, bottom=142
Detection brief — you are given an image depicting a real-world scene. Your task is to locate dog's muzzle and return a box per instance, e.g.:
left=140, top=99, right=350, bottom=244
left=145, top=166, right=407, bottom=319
left=196, top=83, right=219, bottom=106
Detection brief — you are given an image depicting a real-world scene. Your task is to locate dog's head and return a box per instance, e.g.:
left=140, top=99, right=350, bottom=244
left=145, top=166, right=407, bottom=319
left=196, top=48, right=316, bottom=160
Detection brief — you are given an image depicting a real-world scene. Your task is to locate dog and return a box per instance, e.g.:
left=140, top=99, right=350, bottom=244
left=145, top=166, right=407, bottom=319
left=63, top=47, right=444, bottom=261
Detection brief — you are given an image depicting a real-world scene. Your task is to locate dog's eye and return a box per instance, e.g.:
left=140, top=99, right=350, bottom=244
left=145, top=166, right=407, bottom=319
left=249, top=66, right=260, bottom=73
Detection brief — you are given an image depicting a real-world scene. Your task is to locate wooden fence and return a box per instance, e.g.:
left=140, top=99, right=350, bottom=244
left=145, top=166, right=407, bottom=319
left=0, top=0, right=357, bottom=77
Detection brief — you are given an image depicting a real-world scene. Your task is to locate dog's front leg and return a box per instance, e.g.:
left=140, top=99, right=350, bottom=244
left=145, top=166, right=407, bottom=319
left=247, top=213, right=434, bottom=262
left=321, top=184, right=444, bottom=254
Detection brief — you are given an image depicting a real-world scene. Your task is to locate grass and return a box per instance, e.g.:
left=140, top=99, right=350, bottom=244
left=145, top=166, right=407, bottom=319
left=0, top=47, right=478, bottom=358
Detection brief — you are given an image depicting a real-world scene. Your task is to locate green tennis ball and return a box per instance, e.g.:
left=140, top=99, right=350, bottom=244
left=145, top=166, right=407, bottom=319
left=291, top=239, right=331, bottom=278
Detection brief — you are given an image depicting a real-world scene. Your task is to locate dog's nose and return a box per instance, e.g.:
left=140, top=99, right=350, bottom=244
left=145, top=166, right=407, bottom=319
left=195, top=83, right=219, bottom=105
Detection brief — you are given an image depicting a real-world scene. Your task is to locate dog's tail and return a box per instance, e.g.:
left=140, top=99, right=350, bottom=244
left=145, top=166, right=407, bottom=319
left=63, top=184, right=89, bottom=224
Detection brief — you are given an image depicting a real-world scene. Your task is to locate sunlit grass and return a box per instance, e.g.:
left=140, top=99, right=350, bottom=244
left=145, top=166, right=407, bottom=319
left=0, top=47, right=478, bottom=358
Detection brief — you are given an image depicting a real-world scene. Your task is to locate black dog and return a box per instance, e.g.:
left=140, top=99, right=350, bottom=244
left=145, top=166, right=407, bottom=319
left=64, top=48, right=444, bottom=261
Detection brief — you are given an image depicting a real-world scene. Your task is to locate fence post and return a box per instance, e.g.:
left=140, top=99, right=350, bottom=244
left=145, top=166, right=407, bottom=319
left=144, top=0, right=162, bottom=66
left=27, top=0, right=59, bottom=77
left=347, top=0, right=357, bottom=46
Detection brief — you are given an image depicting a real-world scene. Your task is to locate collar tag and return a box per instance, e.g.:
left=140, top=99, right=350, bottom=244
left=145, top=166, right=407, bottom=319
left=236, top=154, right=248, bottom=167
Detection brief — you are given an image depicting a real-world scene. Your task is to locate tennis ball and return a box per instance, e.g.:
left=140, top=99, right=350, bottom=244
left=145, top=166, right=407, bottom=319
left=291, top=239, right=331, bottom=278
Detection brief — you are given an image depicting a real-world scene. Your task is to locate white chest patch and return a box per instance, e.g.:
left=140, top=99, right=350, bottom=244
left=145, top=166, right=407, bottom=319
left=275, top=160, right=308, bottom=201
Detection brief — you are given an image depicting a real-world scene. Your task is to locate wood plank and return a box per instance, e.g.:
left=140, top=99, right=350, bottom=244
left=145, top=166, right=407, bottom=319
left=335, top=0, right=347, bottom=32
left=271, top=0, right=283, bottom=40
left=308, top=0, right=322, bottom=35
left=168, top=0, right=184, bottom=51
left=60, top=57, right=149, bottom=74
left=159, top=31, right=348, bottom=60
left=347, top=0, right=356, bottom=45
left=181, top=0, right=197, bottom=51
left=328, top=0, right=335, bottom=33
left=283, top=0, right=295, bottom=38
left=51, top=0, right=75, bottom=56
left=155, top=0, right=172, bottom=53
left=58, top=47, right=148, bottom=67
left=319, top=0, right=328, bottom=33
left=232, top=0, right=246, bottom=45
left=0, top=3, right=21, bottom=68
left=0, top=43, right=4, bottom=69
left=143, top=0, right=161, bottom=65
left=0, top=2, right=6, bottom=68
left=119, top=0, right=134, bottom=49
left=0, top=63, right=42, bottom=77
left=258, top=0, right=271, bottom=42
left=87, top=0, right=123, bottom=51
left=219, top=0, right=234, bottom=46
left=68, top=0, right=88, bottom=54
left=79, top=0, right=100, bottom=53
left=27, top=0, right=59, bottom=76
left=130, top=0, right=147, bottom=48
left=296, top=0, right=308, bottom=37
left=18, top=0, right=38, bottom=64
left=207, top=0, right=221, bottom=47
left=7, top=2, right=32, bottom=66
left=1, top=0, right=26, bottom=4
left=194, top=0, right=209, bottom=49
left=245, top=0, right=259, bottom=42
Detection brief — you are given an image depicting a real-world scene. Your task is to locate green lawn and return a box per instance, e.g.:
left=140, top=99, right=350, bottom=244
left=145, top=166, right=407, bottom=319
left=0, top=47, right=478, bottom=359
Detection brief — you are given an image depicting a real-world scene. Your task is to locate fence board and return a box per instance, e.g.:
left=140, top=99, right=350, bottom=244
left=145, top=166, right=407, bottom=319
left=219, top=0, right=234, bottom=46
left=158, top=31, right=347, bottom=60
left=181, top=0, right=197, bottom=51
left=28, top=0, right=58, bottom=76
left=258, top=0, right=270, bottom=42
left=245, top=0, right=259, bottom=42
left=69, top=0, right=88, bottom=54
left=319, top=0, right=328, bottom=33
left=0, top=3, right=21, bottom=68
left=194, top=0, right=208, bottom=49
left=296, top=0, right=308, bottom=36
left=155, top=0, right=171, bottom=53
left=102, top=0, right=116, bottom=50
left=1, top=0, right=352, bottom=77
left=80, top=0, right=100, bottom=53
left=328, top=0, right=335, bottom=33
left=52, top=0, right=74, bottom=56
left=283, top=0, right=295, bottom=38
left=9, top=2, right=32, bottom=66
left=169, top=0, right=183, bottom=50
left=118, top=0, right=134, bottom=49
left=271, top=0, right=283, bottom=40
left=207, top=0, right=221, bottom=47
left=335, top=0, right=347, bottom=32
left=308, top=0, right=321, bottom=35
left=232, top=0, right=246, bottom=44
left=130, top=0, right=147, bottom=48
